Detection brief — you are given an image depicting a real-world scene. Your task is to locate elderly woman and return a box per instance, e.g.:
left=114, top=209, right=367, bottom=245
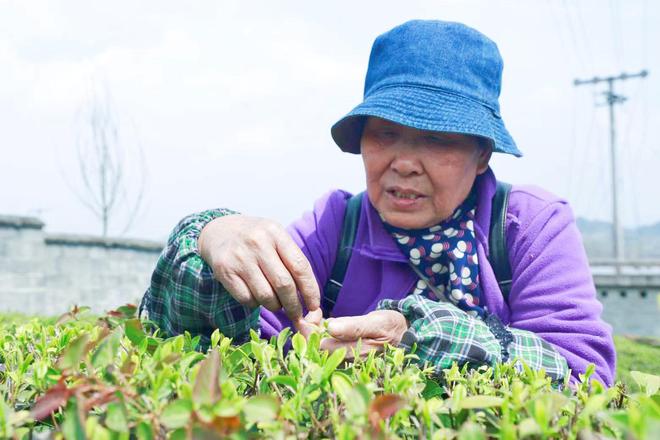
left=140, top=20, right=615, bottom=386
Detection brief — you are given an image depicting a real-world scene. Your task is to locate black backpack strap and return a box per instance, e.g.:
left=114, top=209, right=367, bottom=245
left=489, top=181, right=513, bottom=302
left=322, top=192, right=363, bottom=318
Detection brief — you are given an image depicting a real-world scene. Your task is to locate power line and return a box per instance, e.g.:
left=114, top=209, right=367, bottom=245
left=558, top=0, right=589, bottom=75
left=608, top=0, right=625, bottom=71
left=618, top=80, right=645, bottom=230
left=574, top=70, right=649, bottom=267
left=566, top=0, right=595, bottom=74
left=575, top=102, right=598, bottom=214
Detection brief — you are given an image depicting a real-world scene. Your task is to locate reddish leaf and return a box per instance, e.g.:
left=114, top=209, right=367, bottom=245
left=193, top=348, right=222, bottom=406
left=56, top=312, right=73, bottom=326
left=30, top=381, right=73, bottom=421
left=82, top=388, right=119, bottom=411
left=120, top=356, right=136, bottom=376
left=204, top=415, right=241, bottom=436
left=368, top=394, right=406, bottom=431
left=109, top=304, right=138, bottom=319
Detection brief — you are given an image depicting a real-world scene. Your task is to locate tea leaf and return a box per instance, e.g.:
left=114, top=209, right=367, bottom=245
left=91, top=329, right=121, bottom=371
left=368, top=394, right=405, bottom=430
left=292, top=333, right=307, bottom=357
left=124, top=319, right=146, bottom=346
left=204, top=415, right=242, bottom=436
left=161, top=399, right=193, bottom=429
left=322, top=347, right=346, bottom=380
left=243, top=395, right=279, bottom=426
left=110, top=304, right=138, bottom=319
left=518, top=418, right=541, bottom=438
left=169, top=428, right=188, bottom=440
left=30, top=381, right=71, bottom=421
left=57, top=334, right=90, bottom=371
left=458, top=421, right=487, bottom=440
left=136, top=421, right=154, bottom=440
left=276, top=327, right=291, bottom=358
left=459, top=395, right=504, bottom=410
left=631, top=371, right=660, bottom=396
left=0, top=399, right=12, bottom=438
left=105, top=401, right=129, bottom=433
left=331, top=372, right=353, bottom=403
left=193, top=348, right=222, bottom=407
left=61, top=398, right=86, bottom=440
left=422, top=378, right=443, bottom=400
left=267, top=375, right=298, bottom=389
left=210, top=329, right=220, bottom=349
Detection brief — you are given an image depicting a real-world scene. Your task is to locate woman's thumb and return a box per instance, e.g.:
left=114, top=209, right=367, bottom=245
left=327, top=316, right=368, bottom=341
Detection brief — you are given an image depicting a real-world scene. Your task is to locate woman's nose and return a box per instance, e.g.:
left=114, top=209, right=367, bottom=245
left=390, top=142, right=423, bottom=176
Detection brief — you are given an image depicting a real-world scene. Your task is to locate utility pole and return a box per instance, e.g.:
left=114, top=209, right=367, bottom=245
left=574, top=70, right=648, bottom=270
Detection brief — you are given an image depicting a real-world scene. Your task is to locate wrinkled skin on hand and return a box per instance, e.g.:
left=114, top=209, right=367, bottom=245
left=315, top=310, right=409, bottom=359
left=296, top=308, right=325, bottom=338
left=198, top=214, right=322, bottom=333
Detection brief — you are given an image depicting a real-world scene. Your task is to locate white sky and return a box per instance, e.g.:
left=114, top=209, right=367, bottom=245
left=1, top=0, right=658, bottom=241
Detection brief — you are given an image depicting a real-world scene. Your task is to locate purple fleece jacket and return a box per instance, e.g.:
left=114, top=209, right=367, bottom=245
left=260, top=168, right=616, bottom=386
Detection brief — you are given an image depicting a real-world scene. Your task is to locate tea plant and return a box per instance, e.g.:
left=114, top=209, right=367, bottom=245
left=0, top=304, right=658, bottom=439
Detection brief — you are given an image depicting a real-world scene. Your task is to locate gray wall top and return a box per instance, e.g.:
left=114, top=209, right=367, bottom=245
left=0, top=215, right=44, bottom=229
left=44, top=234, right=164, bottom=253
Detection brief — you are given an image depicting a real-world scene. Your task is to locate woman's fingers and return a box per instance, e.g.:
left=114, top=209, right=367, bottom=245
left=294, top=308, right=325, bottom=338
left=304, top=308, right=323, bottom=326
left=320, top=337, right=384, bottom=358
left=325, top=311, right=408, bottom=344
left=275, top=233, right=321, bottom=313
left=200, top=215, right=320, bottom=318
left=218, top=273, right=258, bottom=308
left=258, top=248, right=306, bottom=320
left=326, top=314, right=379, bottom=341
left=242, top=266, right=282, bottom=312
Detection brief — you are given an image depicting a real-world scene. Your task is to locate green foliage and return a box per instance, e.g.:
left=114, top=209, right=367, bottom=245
left=0, top=305, right=658, bottom=439
left=615, top=335, right=660, bottom=392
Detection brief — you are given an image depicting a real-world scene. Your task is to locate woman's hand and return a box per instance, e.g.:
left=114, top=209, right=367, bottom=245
left=198, top=214, right=321, bottom=330
left=319, top=310, right=408, bottom=358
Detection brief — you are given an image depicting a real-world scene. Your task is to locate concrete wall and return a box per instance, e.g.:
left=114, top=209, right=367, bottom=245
left=598, top=289, right=660, bottom=338
left=0, top=215, right=162, bottom=316
left=1, top=214, right=658, bottom=337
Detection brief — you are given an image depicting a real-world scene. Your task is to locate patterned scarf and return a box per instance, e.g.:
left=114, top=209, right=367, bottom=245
left=382, top=188, right=486, bottom=318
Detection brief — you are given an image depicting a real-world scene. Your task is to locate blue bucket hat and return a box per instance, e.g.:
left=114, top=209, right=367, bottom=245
left=331, top=20, right=522, bottom=157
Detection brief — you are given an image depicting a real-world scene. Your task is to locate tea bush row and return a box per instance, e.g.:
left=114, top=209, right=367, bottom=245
left=0, top=305, right=659, bottom=439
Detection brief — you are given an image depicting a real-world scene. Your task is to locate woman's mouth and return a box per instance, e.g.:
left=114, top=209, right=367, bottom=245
left=386, top=188, right=426, bottom=208
left=391, top=190, right=421, bottom=199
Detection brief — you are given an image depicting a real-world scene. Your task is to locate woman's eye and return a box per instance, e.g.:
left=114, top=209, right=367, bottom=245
left=376, top=130, right=398, bottom=140
left=425, top=135, right=446, bottom=144
left=424, top=135, right=458, bottom=146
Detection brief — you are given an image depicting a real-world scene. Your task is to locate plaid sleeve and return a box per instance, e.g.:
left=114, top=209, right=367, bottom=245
left=507, top=327, right=569, bottom=382
left=377, top=295, right=568, bottom=381
left=139, top=209, right=260, bottom=348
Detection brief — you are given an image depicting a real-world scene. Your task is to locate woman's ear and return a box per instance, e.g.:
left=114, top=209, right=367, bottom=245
left=476, top=144, right=493, bottom=175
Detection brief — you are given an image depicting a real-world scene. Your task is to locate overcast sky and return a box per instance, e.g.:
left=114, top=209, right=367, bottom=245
left=1, top=0, right=658, bottom=241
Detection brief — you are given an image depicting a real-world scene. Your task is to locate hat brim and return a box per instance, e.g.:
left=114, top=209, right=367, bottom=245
left=331, top=85, right=522, bottom=157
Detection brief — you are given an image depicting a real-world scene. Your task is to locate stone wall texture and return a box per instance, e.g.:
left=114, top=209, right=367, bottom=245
left=1, top=215, right=658, bottom=337
left=0, top=215, right=162, bottom=316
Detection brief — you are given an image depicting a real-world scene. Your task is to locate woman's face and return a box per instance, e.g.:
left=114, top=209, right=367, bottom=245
left=361, top=117, right=492, bottom=229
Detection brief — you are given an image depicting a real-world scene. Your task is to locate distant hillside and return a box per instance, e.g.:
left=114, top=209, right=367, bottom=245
left=576, top=218, right=660, bottom=260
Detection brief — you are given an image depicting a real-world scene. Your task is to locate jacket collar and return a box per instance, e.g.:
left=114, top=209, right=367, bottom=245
left=356, top=167, right=497, bottom=262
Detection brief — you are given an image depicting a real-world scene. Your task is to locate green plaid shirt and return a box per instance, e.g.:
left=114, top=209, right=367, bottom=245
left=378, top=296, right=569, bottom=381
left=140, top=209, right=260, bottom=347
left=140, top=209, right=568, bottom=381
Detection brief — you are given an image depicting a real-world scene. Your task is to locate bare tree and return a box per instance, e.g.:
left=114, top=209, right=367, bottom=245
left=71, top=84, right=147, bottom=236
